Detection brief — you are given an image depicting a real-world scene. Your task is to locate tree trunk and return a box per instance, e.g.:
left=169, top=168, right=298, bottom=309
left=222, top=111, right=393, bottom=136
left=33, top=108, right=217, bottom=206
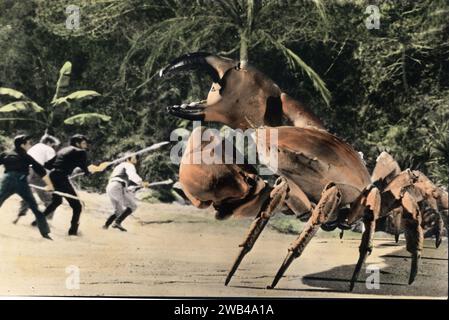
left=401, top=44, right=409, bottom=94
left=239, top=31, right=249, bottom=63
left=239, top=0, right=258, bottom=63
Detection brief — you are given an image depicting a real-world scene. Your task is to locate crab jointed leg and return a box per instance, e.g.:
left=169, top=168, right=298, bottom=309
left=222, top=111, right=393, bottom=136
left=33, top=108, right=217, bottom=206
left=268, top=182, right=342, bottom=289
left=401, top=190, right=424, bottom=285
left=349, top=186, right=381, bottom=291
left=225, top=177, right=289, bottom=286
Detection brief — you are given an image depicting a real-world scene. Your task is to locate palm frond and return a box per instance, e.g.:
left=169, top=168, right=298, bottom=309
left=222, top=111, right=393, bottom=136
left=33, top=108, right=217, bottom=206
left=311, top=0, right=329, bottom=24
left=262, top=32, right=331, bottom=106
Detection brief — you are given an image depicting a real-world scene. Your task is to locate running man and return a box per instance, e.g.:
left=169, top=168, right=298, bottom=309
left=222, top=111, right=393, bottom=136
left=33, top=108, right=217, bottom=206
left=103, top=152, right=149, bottom=232
left=14, top=134, right=60, bottom=224
left=0, top=135, right=53, bottom=239
left=42, top=134, right=109, bottom=236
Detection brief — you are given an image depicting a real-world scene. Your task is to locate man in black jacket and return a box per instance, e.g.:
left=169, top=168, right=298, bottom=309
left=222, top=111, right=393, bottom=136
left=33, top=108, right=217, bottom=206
left=0, top=135, right=54, bottom=239
left=42, top=134, right=109, bottom=236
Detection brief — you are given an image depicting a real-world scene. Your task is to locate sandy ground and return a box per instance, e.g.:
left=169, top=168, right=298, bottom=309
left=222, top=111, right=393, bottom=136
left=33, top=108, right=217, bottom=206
left=0, top=191, right=447, bottom=299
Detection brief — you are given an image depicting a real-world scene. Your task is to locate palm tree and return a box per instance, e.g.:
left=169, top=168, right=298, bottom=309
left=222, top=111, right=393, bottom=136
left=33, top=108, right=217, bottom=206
left=35, top=0, right=332, bottom=105
left=124, top=0, right=331, bottom=105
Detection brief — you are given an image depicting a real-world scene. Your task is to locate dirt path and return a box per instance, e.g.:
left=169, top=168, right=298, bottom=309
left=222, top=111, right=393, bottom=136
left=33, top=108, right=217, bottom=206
left=0, top=191, right=447, bottom=298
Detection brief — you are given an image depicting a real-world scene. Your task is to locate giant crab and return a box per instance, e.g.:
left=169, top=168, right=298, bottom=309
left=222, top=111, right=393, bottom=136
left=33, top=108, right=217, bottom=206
left=159, top=52, right=448, bottom=291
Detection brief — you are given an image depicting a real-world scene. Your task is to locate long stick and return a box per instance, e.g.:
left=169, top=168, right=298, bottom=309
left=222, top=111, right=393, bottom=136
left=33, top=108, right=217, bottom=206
left=127, top=179, right=174, bottom=192
left=29, top=184, right=84, bottom=203
left=70, top=141, right=170, bottom=179
left=147, top=179, right=174, bottom=187
left=109, top=141, right=170, bottom=166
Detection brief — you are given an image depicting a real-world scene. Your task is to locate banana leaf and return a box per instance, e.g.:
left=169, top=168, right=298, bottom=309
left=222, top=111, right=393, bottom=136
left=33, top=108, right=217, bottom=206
left=52, top=61, right=72, bottom=101
left=0, top=87, right=28, bottom=100
left=52, top=90, right=101, bottom=107
left=0, top=100, right=44, bottom=113
left=64, top=113, right=111, bottom=125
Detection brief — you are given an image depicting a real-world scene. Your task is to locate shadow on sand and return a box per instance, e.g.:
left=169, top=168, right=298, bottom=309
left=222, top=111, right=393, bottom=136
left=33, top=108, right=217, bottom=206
left=231, top=240, right=447, bottom=297
left=298, top=241, right=448, bottom=297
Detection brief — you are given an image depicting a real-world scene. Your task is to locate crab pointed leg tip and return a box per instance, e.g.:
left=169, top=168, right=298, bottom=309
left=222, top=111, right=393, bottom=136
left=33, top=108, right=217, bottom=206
left=435, top=238, right=441, bottom=249
left=349, top=281, right=355, bottom=292
left=408, top=273, right=416, bottom=285
left=267, top=278, right=281, bottom=290
left=408, top=253, right=420, bottom=285
left=395, top=234, right=400, bottom=243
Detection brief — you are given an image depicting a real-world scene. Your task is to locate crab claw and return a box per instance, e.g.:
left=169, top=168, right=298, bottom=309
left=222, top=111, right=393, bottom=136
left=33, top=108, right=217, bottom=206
left=159, top=52, right=235, bottom=82
left=320, top=221, right=338, bottom=231
left=159, top=52, right=220, bottom=82
left=167, top=101, right=206, bottom=121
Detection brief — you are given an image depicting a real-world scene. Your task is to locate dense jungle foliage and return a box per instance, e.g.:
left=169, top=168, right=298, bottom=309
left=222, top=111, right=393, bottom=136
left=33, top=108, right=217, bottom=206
left=1, top=0, right=448, bottom=199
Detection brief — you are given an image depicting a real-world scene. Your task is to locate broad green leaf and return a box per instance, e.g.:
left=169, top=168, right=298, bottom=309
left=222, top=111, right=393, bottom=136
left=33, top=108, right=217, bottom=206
left=0, top=117, right=47, bottom=125
left=29, top=101, right=45, bottom=112
left=0, top=100, right=44, bottom=113
left=0, top=87, right=28, bottom=100
left=0, top=101, right=28, bottom=112
left=52, top=90, right=101, bottom=107
left=53, top=61, right=72, bottom=101
left=65, top=90, right=101, bottom=100
left=64, top=113, right=111, bottom=125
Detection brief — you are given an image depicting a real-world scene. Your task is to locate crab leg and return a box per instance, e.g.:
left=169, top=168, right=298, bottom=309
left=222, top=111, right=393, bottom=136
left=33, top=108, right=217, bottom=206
left=267, top=220, right=320, bottom=289
left=349, top=186, right=381, bottom=291
left=412, top=170, right=447, bottom=248
left=268, top=183, right=341, bottom=289
left=435, top=211, right=444, bottom=249
left=391, top=207, right=403, bottom=243
left=401, top=190, right=423, bottom=285
left=225, top=177, right=288, bottom=286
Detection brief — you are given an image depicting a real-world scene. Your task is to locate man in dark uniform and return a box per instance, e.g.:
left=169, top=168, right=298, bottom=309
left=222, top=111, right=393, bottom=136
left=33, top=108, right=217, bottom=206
left=14, top=134, right=60, bottom=224
left=42, top=134, right=109, bottom=236
left=0, top=135, right=53, bottom=239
